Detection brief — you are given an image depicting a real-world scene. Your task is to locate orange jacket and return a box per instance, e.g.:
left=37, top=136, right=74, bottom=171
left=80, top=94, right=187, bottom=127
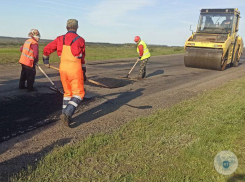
left=19, top=38, right=38, bottom=67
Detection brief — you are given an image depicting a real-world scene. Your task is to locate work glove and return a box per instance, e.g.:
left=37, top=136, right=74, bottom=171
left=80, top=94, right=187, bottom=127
left=82, top=67, right=87, bottom=82
left=43, top=55, right=50, bottom=67
left=34, top=59, right=38, bottom=66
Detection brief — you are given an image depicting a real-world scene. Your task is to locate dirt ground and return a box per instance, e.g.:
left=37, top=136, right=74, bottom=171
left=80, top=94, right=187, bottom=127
left=0, top=52, right=245, bottom=181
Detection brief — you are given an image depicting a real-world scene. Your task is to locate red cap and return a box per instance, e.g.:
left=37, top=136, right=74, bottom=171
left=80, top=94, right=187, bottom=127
left=134, top=36, right=140, bottom=42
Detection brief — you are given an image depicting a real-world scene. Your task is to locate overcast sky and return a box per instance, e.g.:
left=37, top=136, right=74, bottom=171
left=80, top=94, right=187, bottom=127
left=0, top=0, right=244, bottom=46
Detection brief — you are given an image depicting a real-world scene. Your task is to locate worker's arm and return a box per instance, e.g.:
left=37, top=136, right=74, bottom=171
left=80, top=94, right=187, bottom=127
left=43, top=37, right=59, bottom=66
left=20, top=46, right=23, bottom=52
left=138, top=44, right=144, bottom=59
left=81, top=48, right=86, bottom=64
left=31, top=44, right=39, bottom=64
left=81, top=42, right=86, bottom=81
left=77, top=37, right=86, bottom=64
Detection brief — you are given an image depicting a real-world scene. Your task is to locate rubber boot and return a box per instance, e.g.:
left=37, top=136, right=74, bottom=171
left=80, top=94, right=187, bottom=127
left=62, top=97, right=71, bottom=114
left=60, top=113, right=70, bottom=127
left=60, top=96, right=82, bottom=127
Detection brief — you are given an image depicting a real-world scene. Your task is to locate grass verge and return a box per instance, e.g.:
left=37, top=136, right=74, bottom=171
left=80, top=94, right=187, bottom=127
left=11, top=77, right=245, bottom=182
left=0, top=44, right=184, bottom=64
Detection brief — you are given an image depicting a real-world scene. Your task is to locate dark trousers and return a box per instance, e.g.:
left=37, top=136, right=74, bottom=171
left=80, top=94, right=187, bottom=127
left=139, top=58, right=150, bottom=78
left=19, top=64, right=36, bottom=89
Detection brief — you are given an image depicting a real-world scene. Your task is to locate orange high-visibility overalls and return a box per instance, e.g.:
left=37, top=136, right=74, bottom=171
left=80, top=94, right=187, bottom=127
left=60, top=35, right=85, bottom=116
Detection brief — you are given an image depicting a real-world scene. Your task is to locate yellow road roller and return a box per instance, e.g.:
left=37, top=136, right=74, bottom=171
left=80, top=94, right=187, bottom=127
left=184, top=8, right=243, bottom=70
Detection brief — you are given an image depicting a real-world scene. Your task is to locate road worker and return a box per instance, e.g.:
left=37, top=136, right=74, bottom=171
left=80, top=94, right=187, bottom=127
left=43, top=19, right=86, bottom=127
left=205, top=16, right=214, bottom=28
left=19, top=29, right=40, bottom=91
left=134, top=36, right=151, bottom=79
left=221, top=15, right=232, bottom=28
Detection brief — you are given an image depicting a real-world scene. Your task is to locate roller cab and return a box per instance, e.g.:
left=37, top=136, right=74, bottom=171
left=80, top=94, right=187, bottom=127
left=184, top=8, right=243, bottom=70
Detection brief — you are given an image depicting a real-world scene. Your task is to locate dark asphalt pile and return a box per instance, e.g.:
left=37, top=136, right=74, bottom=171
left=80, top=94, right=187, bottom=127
left=86, top=77, right=134, bottom=88
left=0, top=93, right=63, bottom=143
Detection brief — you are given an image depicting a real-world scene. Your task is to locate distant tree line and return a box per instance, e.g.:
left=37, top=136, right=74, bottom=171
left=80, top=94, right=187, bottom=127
left=0, top=36, right=183, bottom=48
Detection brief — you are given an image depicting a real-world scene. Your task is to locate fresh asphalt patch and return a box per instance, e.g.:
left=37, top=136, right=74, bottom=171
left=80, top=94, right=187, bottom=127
left=0, top=93, right=63, bottom=143
left=0, top=92, right=95, bottom=143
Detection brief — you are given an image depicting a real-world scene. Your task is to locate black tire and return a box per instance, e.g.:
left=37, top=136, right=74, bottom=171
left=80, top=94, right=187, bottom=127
left=232, top=49, right=239, bottom=67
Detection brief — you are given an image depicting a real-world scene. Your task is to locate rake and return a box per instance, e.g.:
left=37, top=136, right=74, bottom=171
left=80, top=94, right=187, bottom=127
left=36, top=64, right=64, bottom=94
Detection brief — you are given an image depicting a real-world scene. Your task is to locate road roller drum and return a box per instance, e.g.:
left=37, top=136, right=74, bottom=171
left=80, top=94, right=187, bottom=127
left=184, top=47, right=223, bottom=70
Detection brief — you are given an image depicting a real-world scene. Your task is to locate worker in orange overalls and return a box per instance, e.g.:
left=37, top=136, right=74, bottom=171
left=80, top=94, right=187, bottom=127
left=43, top=19, right=86, bottom=127
left=134, top=36, right=151, bottom=79
left=19, top=29, right=40, bottom=91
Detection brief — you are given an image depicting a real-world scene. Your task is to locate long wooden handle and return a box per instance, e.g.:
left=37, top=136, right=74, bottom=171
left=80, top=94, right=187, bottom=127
left=48, top=65, right=109, bottom=88
left=87, top=79, right=109, bottom=88
left=36, top=65, right=55, bottom=85
left=49, top=65, right=59, bottom=71
left=127, top=59, right=139, bottom=76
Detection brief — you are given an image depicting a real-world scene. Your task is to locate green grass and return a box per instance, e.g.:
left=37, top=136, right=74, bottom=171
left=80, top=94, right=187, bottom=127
left=0, top=44, right=184, bottom=64
left=11, top=76, right=245, bottom=181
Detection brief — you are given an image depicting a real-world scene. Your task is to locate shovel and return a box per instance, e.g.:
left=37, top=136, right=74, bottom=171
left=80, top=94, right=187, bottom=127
left=125, top=59, right=139, bottom=78
left=36, top=64, right=64, bottom=94
left=119, top=59, right=139, bottom=81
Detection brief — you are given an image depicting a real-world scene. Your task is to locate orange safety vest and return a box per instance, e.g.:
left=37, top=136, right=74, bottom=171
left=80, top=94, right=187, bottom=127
left=19, top=38, right=38, bottom=67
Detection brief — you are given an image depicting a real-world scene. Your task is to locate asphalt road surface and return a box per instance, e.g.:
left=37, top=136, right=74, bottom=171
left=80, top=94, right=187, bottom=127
left=0, top=52, right=245, bottom=180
